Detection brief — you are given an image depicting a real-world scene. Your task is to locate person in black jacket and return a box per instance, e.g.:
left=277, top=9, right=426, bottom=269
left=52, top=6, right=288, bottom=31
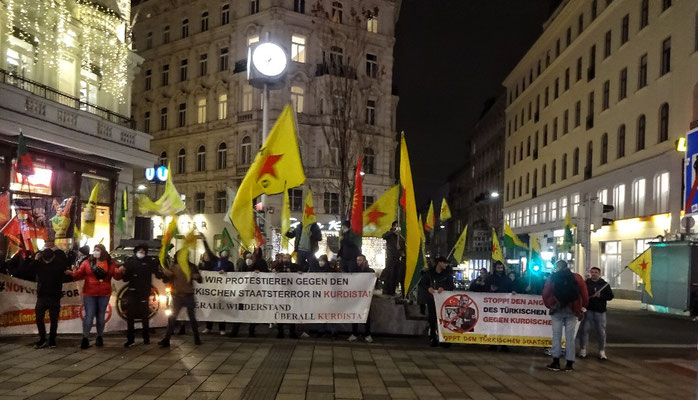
left=485, top=261, right=513, bottom=293
left=579, top=266, right=614, bottom=360
left=381, top=222, right=405, bottom=296
left=338, top=221, right=361, bottom=272
left=418, top=256, right=454, bottom=347
left=347, top=255, right=375, bottom=343
left=286, top=222, right=322, bottom=271
left=230, top=249, right=268, bottom=337
left=20, top=248, right=71, bottom=348
left=121, top=244, right=164, bottom=347
left=469, top=268, right=489, bottom=292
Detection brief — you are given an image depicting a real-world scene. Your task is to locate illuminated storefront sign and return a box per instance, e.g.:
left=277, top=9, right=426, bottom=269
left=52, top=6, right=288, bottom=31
left=11, top=167, right=53, bottom=195
left=145, top=166, right=168, bottom=182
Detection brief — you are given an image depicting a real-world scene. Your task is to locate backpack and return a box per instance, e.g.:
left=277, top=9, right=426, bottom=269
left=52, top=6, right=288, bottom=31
left=553, top=270, right=578, bottom=307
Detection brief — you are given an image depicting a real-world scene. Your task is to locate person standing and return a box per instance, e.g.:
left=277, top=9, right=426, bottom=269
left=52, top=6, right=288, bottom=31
left=485, top=261, right=513, bottom=293
left=469, top=268, right=489, bottom=292
left=348, top=255, right=375, bottom=343
left=418, top=256, right=454, bottom=347
left=66, top=244, right=122, bottom=349
left=338, top=221, right=361, bottom=273
left=579, top=266, right=614, bottom=360
left=381, top=222, right=405, bottom=296
left=200, top=242, right=233, bottom=335
left=542, top=260, right=588, bottom=371
left=230, top=249, right=268, bottom=337
left=20, top=248, right=71, bottom=348
left=286, top=221, right=322, bottom=271
left=158, top=252, right=203, bottom=347
left=121, top=244, right=163, bottom=347
left=274, top=253, right=302, bottom=339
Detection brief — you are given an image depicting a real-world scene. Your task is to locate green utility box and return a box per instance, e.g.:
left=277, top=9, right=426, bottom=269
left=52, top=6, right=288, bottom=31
left=645, top=241, right=698, bottom=316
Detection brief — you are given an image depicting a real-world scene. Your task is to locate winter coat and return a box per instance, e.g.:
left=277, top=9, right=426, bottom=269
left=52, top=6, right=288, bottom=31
left=382, top=230, right=405, bottom=260
left=542, top=270, right=589, bottom=317
left=241, top=259, right=269, bottom=272
left=485, top=272, right=513, bottom=293
left=286, top=223, right=322, bottom=253
left=585, top=278, right=614, bottom=313
left=21, top=257, right=71, bottom=298
left=73, top=258, right=122, bottom=297
left=338, top=231, right=361, bottom=270
left=122, top=256, right=163, bottom=299
left=272, top=261, right=301, bottom=273
left=469, top=276, right=489, bottom=292
left=419, top=267, right=455, bottom=303
left=162, top=262, right=202, bottom=296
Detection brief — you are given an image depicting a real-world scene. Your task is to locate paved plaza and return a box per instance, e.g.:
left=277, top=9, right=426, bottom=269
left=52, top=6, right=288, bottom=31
left=0, top=330, right=694, bottom=400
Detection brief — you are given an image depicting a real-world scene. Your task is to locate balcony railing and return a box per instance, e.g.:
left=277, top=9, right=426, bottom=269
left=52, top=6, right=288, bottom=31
left=0, top=68, right=135, bottom=128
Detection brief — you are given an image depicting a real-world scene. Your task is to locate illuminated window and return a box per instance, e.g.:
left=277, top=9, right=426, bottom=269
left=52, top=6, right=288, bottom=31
left=291, top=86, right=304, bottom=113
left=218, top=94, right=227, bottom=120
left=291, top=35, right=306, bottom=63
left=197, top=98, right=206, bottom=124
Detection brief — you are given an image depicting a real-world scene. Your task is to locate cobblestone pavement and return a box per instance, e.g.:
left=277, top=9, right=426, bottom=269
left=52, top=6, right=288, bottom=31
left=0, top=332, right=695, bottom=400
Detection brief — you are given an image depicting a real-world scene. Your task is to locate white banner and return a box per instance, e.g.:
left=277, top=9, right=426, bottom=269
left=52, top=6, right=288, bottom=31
left=193, top=272, right=376, bottom=323
left=434, top=291, right=578, bottom=347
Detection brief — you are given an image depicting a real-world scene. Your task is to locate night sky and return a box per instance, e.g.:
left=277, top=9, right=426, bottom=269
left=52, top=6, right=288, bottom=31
left=394, top=0, right=560, bottom=206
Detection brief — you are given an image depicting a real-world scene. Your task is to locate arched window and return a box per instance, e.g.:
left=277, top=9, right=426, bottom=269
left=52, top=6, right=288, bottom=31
left=551, top=159, right=557, bottom=184
left=331, top=1, right=343, bottom=23
left=177, top=148, right=186, bottom=174
left=159, top=151, right=167, bottom=166
left=217, top=142, right=227, bottom=169
left=561, top=153, right=568, bottom=180
left=637, top=114, right=646, bottom=151
left=658, top=103, right=669, bottom=143
left=573, top=147, right=580, bottom=176
left=601, top=133, right=608, bottom=165
left=363, top=148, right=375, bottom=174
left=197, top=145, right=206, bottom=172
left=617, top=124, right=626, bottom=158
left=241, top=136, right=252, bottom=164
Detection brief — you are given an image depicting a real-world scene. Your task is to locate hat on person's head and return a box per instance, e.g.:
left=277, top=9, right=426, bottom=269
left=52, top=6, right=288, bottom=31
left=79, top=245, right=90, bottom=256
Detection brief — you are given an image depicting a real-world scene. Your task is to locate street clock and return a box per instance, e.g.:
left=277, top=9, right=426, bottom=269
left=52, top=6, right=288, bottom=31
left=247, top=41, right=288, bottom=89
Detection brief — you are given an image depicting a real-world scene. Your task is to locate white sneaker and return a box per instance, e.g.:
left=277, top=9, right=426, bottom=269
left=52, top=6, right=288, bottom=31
left=202, top=328, right=210, bottom=334
left=219, top=330, right=226, bottom=336
left=579, top=348, right=587, bottom=358
left=599, top=350, right=608, bottom=360
left=300, top=332, right=310, bottom=339
left=347, top=334, right=358, bottom=342
left=364, top=335, right=374, bottom=343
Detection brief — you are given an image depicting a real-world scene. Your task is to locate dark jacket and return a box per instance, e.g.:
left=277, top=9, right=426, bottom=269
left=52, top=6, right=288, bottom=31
left=543, top=270, right=589, bottom=317
left=273, top=261, right=301, bottom=273
left=241, top=259, right=269, bottom=272
left=469, top=275, right=489, bottom=292
left=338, top=231, right=361, bottom=270
left=382, top=230, right=405, bottom=259
left=419, top=267, right=455, bottom=299
left=286, top=223, right=322, bottom=253
left=21, top=257, right=71, bottom=298
left=122, top=255, right=163, bottom=299
left=485, top=272, right=513, bottom=293
left=585, top=278, right=614, bottom=313
left=163, top=262, right=202, bottom=296
left=7, top=251, right=35, bottom=281
left=200, top=240, right=234, bottom=272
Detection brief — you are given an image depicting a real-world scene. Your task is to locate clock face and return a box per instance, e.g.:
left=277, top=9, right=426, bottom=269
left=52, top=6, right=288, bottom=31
left=252, top=43, right=288, bottom=77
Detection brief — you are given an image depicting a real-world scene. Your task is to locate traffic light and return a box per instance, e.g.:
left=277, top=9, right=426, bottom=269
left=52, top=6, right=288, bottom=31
left=591, top=199, right=614, bottom=230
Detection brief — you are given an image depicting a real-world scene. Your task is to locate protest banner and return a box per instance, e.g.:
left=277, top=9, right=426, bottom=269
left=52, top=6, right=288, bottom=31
left=433, top=291, right=579, bottom=347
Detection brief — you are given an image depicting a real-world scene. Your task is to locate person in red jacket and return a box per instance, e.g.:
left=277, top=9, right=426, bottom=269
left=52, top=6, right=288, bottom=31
left=66, top=243, right=123, bottom=349
left=542, top=260, right=588, bottom=372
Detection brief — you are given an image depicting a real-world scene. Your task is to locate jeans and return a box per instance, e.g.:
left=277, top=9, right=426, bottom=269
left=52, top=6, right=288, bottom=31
left=205, top=322, right=226, bottom=332
left=164, top=295, right=199, bottom=341
left=36, top=297, right=60, bottom=341
left=580, top=311, right=607, bottom=351
left=126, top=294, right=150, bottom=342
left=296, top=250, right=317, bottom=271
left=83, top=296, right=110, bottom=338
left=551, top=308, right=577, bottom=361
left=352, top=308, right=372, bottom=336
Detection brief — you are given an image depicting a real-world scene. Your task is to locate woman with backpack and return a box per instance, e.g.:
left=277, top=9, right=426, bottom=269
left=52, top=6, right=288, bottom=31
left=542, top=260, right=588, bottom=372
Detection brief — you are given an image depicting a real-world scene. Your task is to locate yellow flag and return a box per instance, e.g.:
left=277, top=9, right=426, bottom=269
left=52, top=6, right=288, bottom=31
left=138, top=163, right=185, bottom=215
left=176, top=229, right=197, bottom=282
left=400, top=133, right=420, bottom=294
left=302, top=190, right=317, bottom=227
left=491, top=228, right=504, bottom=264
left=440, top=198, right=451, bottom=221
left=424, top=201, right=435, bottom=232
left=504, top=222, right=528, bottom=250
left=281, top=186, right=291, bottom=250
left=362, top=185, right=398, bottom=238
left=159, top=216, right=178, bottom=269
left=628, top=248, right=653, bottom=297
left=82, top=184, right=99, bottom=238
left=452, top=225, right=468, bottom=263
left=230, top=105, right=306, bottom=248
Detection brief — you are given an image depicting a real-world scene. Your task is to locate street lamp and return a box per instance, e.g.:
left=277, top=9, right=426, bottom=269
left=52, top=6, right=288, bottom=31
left=490, top=191, right=500, bottom=199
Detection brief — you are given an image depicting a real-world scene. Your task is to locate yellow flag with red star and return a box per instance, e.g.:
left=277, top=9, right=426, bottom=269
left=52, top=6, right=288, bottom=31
left=628, top=248, right=653, bottom=297
left=302, top=190, right=317, bottom=227
left=229, top=104, right=305, bottom=248
left=491, top=227, right=504, bottom=264
left=439, top=198, right=451, bottom=221
left=424, top=201, right=435, bottom=232
left=362, top=185, right=398, bottom=238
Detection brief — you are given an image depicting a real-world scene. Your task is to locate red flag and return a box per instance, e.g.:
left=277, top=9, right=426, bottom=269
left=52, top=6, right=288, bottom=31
left=254, top=221, right=265, bottom=247
left=0, top=192, right=10, bottom=227
left=350, top=157, right=363, bottom=236
left=0, top=216, right=22, bottom=245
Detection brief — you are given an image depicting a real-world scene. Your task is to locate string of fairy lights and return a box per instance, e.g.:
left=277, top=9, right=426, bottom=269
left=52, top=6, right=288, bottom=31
left=3, top=0, right=131, bottom=103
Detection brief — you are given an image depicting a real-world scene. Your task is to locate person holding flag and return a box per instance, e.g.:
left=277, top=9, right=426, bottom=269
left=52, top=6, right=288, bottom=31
left=382, top=221, right=405, bottom=296
left=121, top=243, right=164, bottom=347
left=159, top=250, right=203, bottom=348
left=285, top=191, right=322, bottom=271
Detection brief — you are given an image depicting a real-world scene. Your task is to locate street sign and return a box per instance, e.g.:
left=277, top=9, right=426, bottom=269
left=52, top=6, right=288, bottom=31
left=684, top=128, right=698, bottom=214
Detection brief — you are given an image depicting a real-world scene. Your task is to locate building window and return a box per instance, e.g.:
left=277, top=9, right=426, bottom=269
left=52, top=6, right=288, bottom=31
left=524, top=208, right=530, bottom=226
left=180, top=59, right=188, bottom=81
left=543, top=125, right=548, bottom=147
left=161, top=64, right=169, bottom=86
left=219, top=47, right=229, bottom=71
left=250, top=0, right=259, bottom=14
left=242, top=85, right=253, bottom=112
left=199, top=53, right=208, bottom=76
left=621, top=14, right=629, bottom=44
left=146, top=32, right=153, bottom=49
left=221, top=4, right=230, bottom=25
left=555, top=39, right=560, bottom=57
left=178, top=103, right=186, bottom=127
left=144, top=112, right=151, bottom=133
left=578, top=13, right=584, bottom=35
left=637, top=114, right=646, bottom=151
left=517, top=210, right=523, bottom=227
left=602, top=80, right=610, bottom=110
left=541, top=203, right=548, bottom=224
left=241, top=136, right=252, bottom=164
left=367, top=16, right=378, bottom=33
left=566, top=27, right=572, bottom=46
left=574, top=101, right=581, bottom=127
left=561, top=153, right=568, bottom=180
left=573, top=147, right=580, bottom=175
left=572, top=193, right=580, bottom=216
left=324, top=192, right=339, bottom=214
left=201, top=12, right=209, bottom=32
left=544, top=87, right=549, bottom=107
left=617, top=124, right=626, bottom=158
left=619, top=67, right=627, bottom=100
left=591, top=0, right=598, bottom=20
left=654, top=172, right=670, bottom=213
left=159, top=151, right=167, bottom=166
left=576, top=57, right=582, bottom=81
left=289, top=189, right=303, bottom=211
left=598, top=188, right=608, bottom=207
left=217, top=142, right=227, bottom=169
left=613, top=184, right=625, bottom=219
left=218, top=94, right=227, bottom=120
left=294, top=0, right=305, bottom=14
left=532, top=205, right=538, bottom=225
left=563, top=110, right=569, bottom=134
left=366, top=99, right=376, bottom=125
left=362, top=195, right=375, bottom=210
left=554, top=78, right=559, bottom=99
left=601, top=133, right=608, bottom=165
left=366, top=53, right=378, bottom=78
left=248, top=35, right=260, bottom=46
left=551, top=159, right=557, bottom=184
left=638, top=53, right=648, bottom=89
left=197, top=98, right=206, bottom=124
left=553, top=118, right=558, bottom=141
left=215, top=191, right=227, bottom=213
left=291, top=86, right=304, bottom=113
left=291, top=35, right=306, bottom=63
left=564, top=68, right=570, bottom=90
left=197, top=145, right=206, bottom=172
left=662, top=0, right=671, bottom=11
left=195, top=193, right=205, bottom=213
left=560, top=197, right=568, bottom=218
left=181, top=19, right=189, bottom=38
left=640, top=0, right=649, bottom=29
left=633, top=178, right=646, bottom=216
left=660, top=37, right=671, bottom=76
left=160, top=107, right=168, bottom=130
left=363, top=148, right=375, bottom=174
left=177, top=148, right=186, bottom=174
left=145, top=69, right=152, bottom=90
left=163, top=26, right=170, bottom=44
left=542, top=164, right=547, bottom=188
left=331, top=2, right=343, bottom=24
left=604, top=30, right=611, bottom=58
left=658, top=103, right=669, bottom=143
